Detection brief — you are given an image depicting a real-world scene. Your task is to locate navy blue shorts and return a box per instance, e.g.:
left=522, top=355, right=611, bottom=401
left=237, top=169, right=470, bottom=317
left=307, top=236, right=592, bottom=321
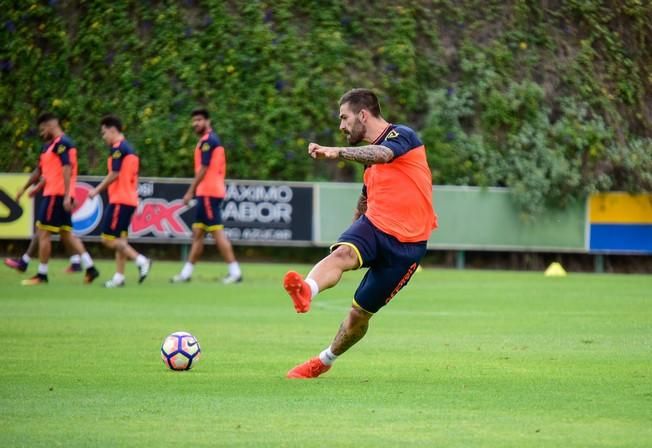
left=193, top=196, right=224, bottom=231
left=332, top=215, right=427, bottom=314
left=101, top=203, right=136, bottom=240
left=36, top=195, right=72, bottom=233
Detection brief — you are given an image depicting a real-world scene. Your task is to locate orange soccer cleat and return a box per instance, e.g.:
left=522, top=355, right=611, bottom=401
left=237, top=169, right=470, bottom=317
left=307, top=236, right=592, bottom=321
left=287, top=357, right=331, bottom=379
left=283, top=271, right=312, bottom=313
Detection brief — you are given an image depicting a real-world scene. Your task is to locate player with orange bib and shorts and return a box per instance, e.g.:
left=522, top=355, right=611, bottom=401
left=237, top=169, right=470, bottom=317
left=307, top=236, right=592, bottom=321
left=170, top=108, right=242, bottom=284
left=15, top=113, right=99, bottom=286
left=283, top=89, right=437, bottom=378
left=89, top=115, right=151, bottom=288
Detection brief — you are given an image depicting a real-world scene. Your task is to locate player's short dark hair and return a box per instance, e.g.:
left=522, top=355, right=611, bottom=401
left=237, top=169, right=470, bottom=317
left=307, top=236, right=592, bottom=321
left=191, top=108, right=210, bottom=119
left=100, top=115, right=123, bottom=132
left=37, top=112, right=58, bottom=125
left=339, top=88, right=382, bottom=117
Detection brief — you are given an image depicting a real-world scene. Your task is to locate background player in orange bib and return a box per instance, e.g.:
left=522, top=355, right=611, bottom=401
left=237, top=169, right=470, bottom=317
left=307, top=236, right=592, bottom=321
left=90, top=115, right=151, bottom=288
left=283, top=89, right=437, bottom=378
left=15, top=113, right=99, bottom=286
left=170, top=108, right=242, bottom=284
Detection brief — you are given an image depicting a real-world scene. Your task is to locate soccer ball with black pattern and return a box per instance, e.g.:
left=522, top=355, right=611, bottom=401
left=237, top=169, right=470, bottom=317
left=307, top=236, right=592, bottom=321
left=161, top=331, right=201, bottom=371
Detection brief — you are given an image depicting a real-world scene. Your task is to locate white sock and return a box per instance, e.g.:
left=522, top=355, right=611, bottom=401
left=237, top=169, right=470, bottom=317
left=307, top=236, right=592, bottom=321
left=38, top=263, right=48, bottom=275
left=319, top=346, right=338, bottom=366
left=180, top=262, right=194, bottom=279
left=80, top=252, right=93, bottom=268
left=112, top=272, right=125, bottom=283
left=22, top=254, right=31, bottom=264
left=228, top=261, right=241, bottom=278
left=70, top=254, right=81, bottom=264
left=135, top=254, right=148, bottom=267
left=306, top=278, right=319, bottom=299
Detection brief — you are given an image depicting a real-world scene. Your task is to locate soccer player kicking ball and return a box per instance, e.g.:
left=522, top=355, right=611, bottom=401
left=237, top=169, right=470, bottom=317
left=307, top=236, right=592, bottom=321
left=170, top=109, right=242, bottom=285
left=16, top=113, right=100, bottom=286
left=283, top=89, right=437, bottom=379
left=90, top=115, right=151, bottom=288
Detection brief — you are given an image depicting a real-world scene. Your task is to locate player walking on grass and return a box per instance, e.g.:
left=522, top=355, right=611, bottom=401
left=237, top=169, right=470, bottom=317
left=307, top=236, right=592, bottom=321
left=14, top=113, right=99, bottom=286
left=4, top=180, right=86, bottom=274
left=5, top=233, right=89, bottom=274
left=283, top=89, right=437, bottom=378
left=89, top=115, right=151, bottom=288
left=170, top=108, right=242, bottom=284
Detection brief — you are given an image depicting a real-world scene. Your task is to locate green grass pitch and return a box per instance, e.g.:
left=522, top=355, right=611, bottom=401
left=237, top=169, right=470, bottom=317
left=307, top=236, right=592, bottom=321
left=1, top=259, right=650, bottom=447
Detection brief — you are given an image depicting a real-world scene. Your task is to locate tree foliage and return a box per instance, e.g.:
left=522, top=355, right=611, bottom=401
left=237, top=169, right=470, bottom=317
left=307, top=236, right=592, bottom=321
left=1, top=0, right=650, bottom=214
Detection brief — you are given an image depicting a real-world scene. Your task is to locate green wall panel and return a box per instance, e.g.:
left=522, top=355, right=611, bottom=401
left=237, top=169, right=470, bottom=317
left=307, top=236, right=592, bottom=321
left=317, top=183, right=587, bottom=251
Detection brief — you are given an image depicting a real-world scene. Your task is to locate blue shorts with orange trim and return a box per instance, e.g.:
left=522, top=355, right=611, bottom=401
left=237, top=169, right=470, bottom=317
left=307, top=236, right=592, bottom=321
left=193, top=196, right=224, bottom=231
left=36, top=195, right=72, bottom=233
left=332, top=215, right=427, bottom=314
left=101, top=203, right=136, bottom=240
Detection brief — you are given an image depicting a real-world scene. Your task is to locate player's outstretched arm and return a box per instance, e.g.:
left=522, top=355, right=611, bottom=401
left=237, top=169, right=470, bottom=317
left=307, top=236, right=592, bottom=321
left=308, top=142, right=393, bottom=165
left=338, top=145, right=393, bottom=165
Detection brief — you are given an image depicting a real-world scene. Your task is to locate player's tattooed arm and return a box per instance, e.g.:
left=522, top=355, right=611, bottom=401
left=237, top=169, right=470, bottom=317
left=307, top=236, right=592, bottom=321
left=353, top=192, right=367, bottom=221
left=308, top=142, right=393, bottom=165
left=338, top=145, right=394, bottom=165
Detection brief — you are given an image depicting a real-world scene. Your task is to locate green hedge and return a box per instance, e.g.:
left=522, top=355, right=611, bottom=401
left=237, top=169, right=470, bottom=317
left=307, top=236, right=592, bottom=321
left=2, top=0, right=650, bottom=215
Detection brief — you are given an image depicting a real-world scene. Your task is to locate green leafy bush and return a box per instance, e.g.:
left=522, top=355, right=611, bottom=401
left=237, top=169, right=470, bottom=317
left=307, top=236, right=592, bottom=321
left=1, top=0, right=650, bottom=214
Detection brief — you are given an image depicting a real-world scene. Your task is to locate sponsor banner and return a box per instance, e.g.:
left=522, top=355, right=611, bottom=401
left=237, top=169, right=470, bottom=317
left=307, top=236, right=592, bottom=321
left=0, top=174, right=33, bottom=238
left=32, top=177, right=314, bottom=244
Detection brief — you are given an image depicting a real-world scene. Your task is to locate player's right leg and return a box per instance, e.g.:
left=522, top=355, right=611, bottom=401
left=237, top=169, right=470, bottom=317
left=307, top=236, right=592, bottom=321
left=21, top=196, right=63, bottom=285
left=60, top=233, right=82, bottom=273
left=213, top=228, right=242, bottom=284
left=22, top=228, right=51, bottom=285
left=283, top=245, right=359, bottom=313
left=60, top=229, right=99, bottom=283
left=283, top=216, right=371, bottom=313
left=171, top=227, right=205, bottom=283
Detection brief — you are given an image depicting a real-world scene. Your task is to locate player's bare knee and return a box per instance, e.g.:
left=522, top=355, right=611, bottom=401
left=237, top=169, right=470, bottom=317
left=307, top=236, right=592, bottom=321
left=347, top=306, right=372, bottom=328
left=331, top=245, right=359, bottom=269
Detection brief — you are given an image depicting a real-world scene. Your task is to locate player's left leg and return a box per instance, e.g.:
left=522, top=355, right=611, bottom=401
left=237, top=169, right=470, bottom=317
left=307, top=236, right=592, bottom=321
left=100, top=203, right=151, bottom=286
left=102, top=239, right=126, bottom=288
left=287, top=306, right=372, bottom=379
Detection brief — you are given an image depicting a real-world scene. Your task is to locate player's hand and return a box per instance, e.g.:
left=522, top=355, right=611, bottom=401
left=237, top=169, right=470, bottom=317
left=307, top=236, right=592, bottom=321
left=63, top=195, right=73, bottom=211
left=89, top=189, right=98, bottom=199
left=183, top=192, right=193, bottom=206
left=15, top=187, right=25, bottom=201
left=308, top=143, right=340, bottom=160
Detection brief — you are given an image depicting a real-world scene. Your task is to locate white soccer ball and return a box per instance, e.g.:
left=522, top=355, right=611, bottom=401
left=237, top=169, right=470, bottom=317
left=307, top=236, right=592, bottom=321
left=160, top=331, right=201, bottom=371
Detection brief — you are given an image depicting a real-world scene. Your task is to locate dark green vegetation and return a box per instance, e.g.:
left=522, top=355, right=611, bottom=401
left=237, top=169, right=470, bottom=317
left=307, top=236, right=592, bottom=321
left=1, top=260, right=650, bottom=446
left=2, top=1, right=651, bottom=214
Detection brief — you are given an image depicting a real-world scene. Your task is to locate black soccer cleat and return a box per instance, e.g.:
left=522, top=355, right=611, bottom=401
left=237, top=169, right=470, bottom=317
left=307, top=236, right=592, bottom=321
left=84, top=266, right=100, bottom=284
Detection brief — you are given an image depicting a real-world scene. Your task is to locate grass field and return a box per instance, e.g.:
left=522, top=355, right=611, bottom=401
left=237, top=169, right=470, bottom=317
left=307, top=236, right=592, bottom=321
left=1, top=259, right=650, bottom=447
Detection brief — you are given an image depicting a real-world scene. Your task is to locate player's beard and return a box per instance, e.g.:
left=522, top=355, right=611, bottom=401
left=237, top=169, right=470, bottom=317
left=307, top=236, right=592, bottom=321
left=344, top=119, right=365, bottom=145
left=194, top=125, right=207, bottom=135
